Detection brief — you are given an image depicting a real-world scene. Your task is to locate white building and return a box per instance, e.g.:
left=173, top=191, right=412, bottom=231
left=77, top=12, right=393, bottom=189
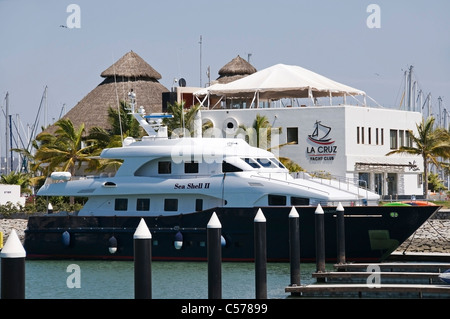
left=199, top=105, right=423, bottom=199
left=174, top=64, right=424, bottom=199
left=0, top=184, right=26, bottom=207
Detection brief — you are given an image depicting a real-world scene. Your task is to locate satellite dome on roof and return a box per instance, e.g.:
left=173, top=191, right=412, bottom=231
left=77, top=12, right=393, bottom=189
left=100, top=50, right=162, bottom=80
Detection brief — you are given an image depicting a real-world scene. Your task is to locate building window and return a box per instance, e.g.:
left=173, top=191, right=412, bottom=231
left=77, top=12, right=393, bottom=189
left=164, top=199, right=178, bottom=211
left=286, top=127, right=298, bottom=144
left=399, top=130, right=405, bottom=147
left=268, top=194, right=286, bottom=206
left=368, top=127, right=372, bottom=145
left=195, top=199, right=203, bottom=212
left=357, top=127, right=360, bottom=144
left=376, top=128, right=379, bottom=145
left=390, top=130, right=398, bottom=149
left=115, top=198, right=128, bottom=211
left=136, top=198, right=150, bottom=211
left=406, top=130, right=413, bottom=147
left=158, top=161, right=171, bottom=174
left=381, top=128, right=384, bottom=145
left=185, top=162, right=199, bottom=174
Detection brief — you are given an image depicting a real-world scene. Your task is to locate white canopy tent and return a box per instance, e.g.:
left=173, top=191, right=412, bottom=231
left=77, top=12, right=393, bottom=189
left=194, top=63, right=367, bottom=108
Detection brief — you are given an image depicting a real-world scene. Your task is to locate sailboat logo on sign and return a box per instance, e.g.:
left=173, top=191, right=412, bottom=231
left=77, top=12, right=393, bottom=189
left=307, top=121, right=337, bottom=161
left=308, top=121, right=334, bottom=145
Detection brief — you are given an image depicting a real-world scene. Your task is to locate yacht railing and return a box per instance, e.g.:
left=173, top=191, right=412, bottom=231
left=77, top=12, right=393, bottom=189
left=292, top=171, right=373, bottom=194
left=249, top=173, right=331, bottom=196
left=43, top=173, right=116, bottom=185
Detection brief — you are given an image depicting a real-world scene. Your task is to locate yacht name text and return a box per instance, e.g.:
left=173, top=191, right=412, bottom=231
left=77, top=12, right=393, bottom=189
left=174, top=182, right=210, bottom=189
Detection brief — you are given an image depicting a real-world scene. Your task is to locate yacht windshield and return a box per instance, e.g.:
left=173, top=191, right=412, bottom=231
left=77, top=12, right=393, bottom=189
left=242, top=158, right=261, bottom=168
left=270, top=158, right=286, bottom=169
left=256, top=158, right=277, bottom=168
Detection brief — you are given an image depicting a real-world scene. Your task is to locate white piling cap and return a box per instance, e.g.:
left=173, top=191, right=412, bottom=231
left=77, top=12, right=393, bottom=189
left=254, top=208, right=266, bottom=223
left=315, top=204, right=324, bottom=214
left=133, top=218, right=152, bottom=239
left=336, top=202, right=344, bottom=212
left=207, top=212, right=222, bottom=228
left=0, top=229, right=26, bottom=258
left=289, top=206, right=299, bottom=218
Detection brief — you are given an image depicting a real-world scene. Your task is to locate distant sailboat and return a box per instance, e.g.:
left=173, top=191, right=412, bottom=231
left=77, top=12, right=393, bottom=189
left=308, top=121, right=334, bottom=144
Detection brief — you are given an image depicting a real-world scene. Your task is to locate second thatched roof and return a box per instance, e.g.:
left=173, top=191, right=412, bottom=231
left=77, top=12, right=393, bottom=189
left=215, top=55, right=257, bottom=84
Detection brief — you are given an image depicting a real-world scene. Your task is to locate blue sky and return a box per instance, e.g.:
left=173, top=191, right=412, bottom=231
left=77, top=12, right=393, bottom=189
left=0, top=0, right=449, bottom=142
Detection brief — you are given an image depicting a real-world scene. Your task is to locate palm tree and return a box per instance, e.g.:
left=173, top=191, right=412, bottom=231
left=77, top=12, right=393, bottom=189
left=240, top=114, right=303, bottom=172
left=33, top=118, right=98, bottom=176
left=163, top=101, right=201, bottom=137
left=386, top=116, right=450, bottom=198
left=106, top=100, right=143, bottom=138
left=0, top=171, right=32, bottom=195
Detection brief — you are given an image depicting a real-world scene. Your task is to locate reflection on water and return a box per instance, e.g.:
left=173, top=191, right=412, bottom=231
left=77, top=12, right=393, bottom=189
left=20, top=260, right=324, bottom=299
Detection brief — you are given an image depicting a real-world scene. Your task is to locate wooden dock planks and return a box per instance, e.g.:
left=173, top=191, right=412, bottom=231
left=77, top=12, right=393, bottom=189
left=286, top=262, right=450, bottom=298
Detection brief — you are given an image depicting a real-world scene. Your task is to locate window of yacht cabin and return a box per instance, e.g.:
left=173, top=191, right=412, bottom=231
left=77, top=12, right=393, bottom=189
left=115, top=198, right=128, bottom=211
left=268, top=195, right=287, bottom=206
left=243, top=158, right=260, bottom=168
left=222, top=161, right=243, bottom=172
left=287, top=127, right=298, bottom=144
left=270, top=158, right=285, bottom=168
left=291, top=196, right=309, bottom=205
left=256, top=158, right=277, bottom=168
left=164, top=199, right=178, bottom=211
left=158, top=161, right=171, bottom=174
left=137, top=198, right=150, bottom=211
left=195, top=199, right=203, bottom=211
left=185, top=161, right=199, bottom=174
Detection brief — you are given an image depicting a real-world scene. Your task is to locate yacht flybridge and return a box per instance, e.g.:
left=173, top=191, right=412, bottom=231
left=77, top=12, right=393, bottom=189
left=24, top=95, right=438, bottom=262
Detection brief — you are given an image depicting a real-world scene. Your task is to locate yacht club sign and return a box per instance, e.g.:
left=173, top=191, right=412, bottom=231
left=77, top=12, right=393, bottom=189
left=306, top=120, right=337, bottom=161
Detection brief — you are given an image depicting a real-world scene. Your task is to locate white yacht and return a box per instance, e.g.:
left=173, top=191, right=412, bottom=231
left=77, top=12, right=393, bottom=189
left=24, top=101, right=437, bottom=262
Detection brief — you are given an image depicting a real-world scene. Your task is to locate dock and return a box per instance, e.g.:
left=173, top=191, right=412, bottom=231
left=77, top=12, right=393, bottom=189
left=286, top=262, right=450, bottom=298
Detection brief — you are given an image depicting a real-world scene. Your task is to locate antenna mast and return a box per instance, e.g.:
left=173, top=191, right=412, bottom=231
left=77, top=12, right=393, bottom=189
left=5, top=92, right=9, bottom=174
left=199, top=35, right=202, bottom=87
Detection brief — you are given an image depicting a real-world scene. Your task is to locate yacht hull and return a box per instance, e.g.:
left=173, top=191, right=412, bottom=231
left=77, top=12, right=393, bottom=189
left=24, top=205, right=439, bottom=263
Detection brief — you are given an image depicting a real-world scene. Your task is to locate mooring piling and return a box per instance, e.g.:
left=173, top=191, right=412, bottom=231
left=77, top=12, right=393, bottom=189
left=336, top=202, right=346, bottom=265
left=1, top=229, right=26, bottom=299
left=315, top=204, right=326, bottom=276
left=254, top=208, right=267, bottom=299
left=289, top=206, right=301, bottom=286
left=133, top=218, right=152, bottom=299
left=207, top=212, right=222, bottom=299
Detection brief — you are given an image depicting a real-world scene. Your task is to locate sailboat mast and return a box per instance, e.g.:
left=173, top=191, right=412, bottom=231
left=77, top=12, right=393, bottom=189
left=5, top=91, right=10, bottom=174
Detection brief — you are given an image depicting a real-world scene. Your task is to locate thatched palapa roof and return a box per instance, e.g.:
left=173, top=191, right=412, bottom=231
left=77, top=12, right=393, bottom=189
left=49, top=51, right=168, bottom=133
left=215, top=55, right=257, bottom=84
left=101, top=51, right=162, bottom=79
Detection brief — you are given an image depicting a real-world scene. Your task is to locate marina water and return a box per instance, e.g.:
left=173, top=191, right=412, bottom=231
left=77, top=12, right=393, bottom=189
left=13, top=260, right=322, bottom=299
